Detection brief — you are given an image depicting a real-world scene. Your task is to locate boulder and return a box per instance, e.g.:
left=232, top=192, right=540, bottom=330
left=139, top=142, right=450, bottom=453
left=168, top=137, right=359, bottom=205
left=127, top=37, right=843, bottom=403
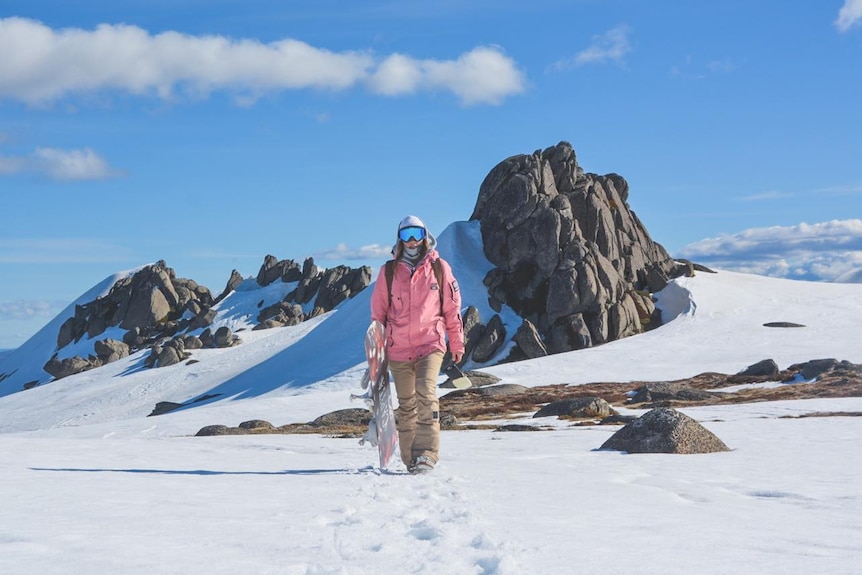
left=93, top=338, right=130, bottom=364
left=512, top=319, right=548, bottom=359
left=214, top=326, right=234, bottom=348
left=737, top=359, right=780, bottom=377
left=600, top=407, right=730, bottom=454
left=43, top=355, right=96, bottom=380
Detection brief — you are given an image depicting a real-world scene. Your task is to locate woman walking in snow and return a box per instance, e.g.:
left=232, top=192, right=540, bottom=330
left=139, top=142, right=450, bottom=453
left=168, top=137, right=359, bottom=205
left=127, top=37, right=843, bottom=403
left=370, top=215, right=465, bottom=474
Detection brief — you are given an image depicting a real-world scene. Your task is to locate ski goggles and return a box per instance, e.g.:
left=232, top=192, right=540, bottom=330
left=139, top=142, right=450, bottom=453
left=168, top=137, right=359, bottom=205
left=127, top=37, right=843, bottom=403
left=398, top=226, right=427, bottom=242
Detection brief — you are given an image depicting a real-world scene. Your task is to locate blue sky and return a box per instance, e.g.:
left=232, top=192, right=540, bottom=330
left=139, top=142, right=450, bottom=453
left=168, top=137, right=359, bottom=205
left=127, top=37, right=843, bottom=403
left=2, top=0, right=862, bottom=349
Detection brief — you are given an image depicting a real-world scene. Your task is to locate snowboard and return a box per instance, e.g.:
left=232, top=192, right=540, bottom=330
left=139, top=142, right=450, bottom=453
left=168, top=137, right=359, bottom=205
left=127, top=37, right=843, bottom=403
left=352, top=320, right=399, bottom=469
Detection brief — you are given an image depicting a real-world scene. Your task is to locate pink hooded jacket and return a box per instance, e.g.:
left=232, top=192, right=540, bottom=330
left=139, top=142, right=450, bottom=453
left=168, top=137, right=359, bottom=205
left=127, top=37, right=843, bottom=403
left=370, top=249, right=465, bottom=363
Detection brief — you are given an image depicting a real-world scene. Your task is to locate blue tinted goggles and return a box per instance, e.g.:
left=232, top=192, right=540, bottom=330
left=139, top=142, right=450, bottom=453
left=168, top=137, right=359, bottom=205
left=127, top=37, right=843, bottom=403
left=399, top=226, right=427, bottom=242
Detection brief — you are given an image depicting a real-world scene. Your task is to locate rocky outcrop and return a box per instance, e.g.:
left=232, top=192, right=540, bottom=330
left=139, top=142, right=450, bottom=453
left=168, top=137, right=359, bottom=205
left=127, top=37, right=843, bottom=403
left=599, top=407, right=730, bottom=454
left=43, top=254, right=374, bottom=380
left=469, top=141, right=690, bottom=361
left=250, top=256, right=372, bottom=331
left=56, top=260, right=215, bottom=353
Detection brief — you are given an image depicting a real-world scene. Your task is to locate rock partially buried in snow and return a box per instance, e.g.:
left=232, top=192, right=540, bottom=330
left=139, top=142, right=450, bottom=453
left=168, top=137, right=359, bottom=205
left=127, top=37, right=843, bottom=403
left=599, top=407, right=730, bottom=454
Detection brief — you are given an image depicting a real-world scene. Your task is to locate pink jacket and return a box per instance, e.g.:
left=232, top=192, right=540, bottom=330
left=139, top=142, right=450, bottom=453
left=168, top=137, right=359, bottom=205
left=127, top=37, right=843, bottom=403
left=370, top=249, right=465, bottom=363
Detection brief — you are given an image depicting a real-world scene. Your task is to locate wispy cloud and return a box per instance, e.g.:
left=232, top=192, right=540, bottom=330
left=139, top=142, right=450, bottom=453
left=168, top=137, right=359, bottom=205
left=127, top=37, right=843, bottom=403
left=0, top=238, right=135, bottom=263
left=0, top=17, right=525, bottom=106
left=0, top=147, right=122, bottom=181
left=677, top=219, right=862, bottom=281
left=836, top=0, right=862, bottom=32
left=0, top=299, right=68, bottom=321
left=670, top=55, right=737, bottom=79
left=736, top=190, right=795, bottom=202
left=815, top=183, right=862, bottom=196
left=315, top=243, right=392, bottom=261
left=551, top=25, right=632, bottom=70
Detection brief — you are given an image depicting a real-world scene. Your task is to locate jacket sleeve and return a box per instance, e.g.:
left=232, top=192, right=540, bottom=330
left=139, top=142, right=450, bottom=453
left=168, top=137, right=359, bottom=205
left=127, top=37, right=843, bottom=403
left=370, top=265, right=390, bottom=325
left=439, top=258, right=465, bottom=355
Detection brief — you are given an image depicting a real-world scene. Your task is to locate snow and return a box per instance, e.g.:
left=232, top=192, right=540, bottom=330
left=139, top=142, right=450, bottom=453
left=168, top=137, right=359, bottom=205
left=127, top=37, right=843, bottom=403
left=1, top=220, right=861, bottom=574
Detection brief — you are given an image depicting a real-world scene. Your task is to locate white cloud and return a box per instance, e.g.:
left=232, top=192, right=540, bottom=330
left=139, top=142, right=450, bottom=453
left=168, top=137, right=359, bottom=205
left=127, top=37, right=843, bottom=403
left=0, top=299, right=68, bottom=321
left=552, top=25, right=631, bottom=70
left=0, top=17, right=525, bottom=106
left=315, top=243, right=392, bottom=261
left=0, top=146, right=120, bottom=181
left=677, top=219, right=862, bottom=281
left=836, top=0, right=862, bottom=32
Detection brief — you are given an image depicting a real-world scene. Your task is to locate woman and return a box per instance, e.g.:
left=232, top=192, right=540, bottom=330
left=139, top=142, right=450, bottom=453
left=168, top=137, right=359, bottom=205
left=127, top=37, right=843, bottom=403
left=370, top=215, right=465, bottom=474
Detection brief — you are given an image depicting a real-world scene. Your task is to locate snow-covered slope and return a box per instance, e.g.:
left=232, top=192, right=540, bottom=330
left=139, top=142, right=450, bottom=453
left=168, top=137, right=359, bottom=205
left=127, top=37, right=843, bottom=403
left=1, top=220, right=861, bottom=574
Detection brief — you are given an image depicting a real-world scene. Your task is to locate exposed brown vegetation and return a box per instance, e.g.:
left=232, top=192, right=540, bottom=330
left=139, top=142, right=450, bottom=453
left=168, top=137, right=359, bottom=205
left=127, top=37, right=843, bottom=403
left=195, top=366, right=862, bottom=437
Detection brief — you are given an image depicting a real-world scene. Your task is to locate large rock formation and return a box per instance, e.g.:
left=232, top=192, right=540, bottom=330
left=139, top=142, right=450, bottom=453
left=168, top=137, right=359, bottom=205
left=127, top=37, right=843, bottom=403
left=44, top=256, right=373, bottom=381
left=470, top=141, right=686, bottom=359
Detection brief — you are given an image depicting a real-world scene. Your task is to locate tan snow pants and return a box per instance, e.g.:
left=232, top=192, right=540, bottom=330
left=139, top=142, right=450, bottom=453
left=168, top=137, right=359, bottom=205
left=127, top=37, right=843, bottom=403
left=389, top=350, right=444, bottom=468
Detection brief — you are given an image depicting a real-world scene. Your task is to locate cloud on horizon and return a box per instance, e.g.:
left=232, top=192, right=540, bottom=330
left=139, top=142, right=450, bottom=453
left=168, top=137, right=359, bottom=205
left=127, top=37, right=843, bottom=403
left=0, top=147, right=122, bottom=181
left=677, top=219, right=862, bottom=282
left=315, top=243, right=392, bottom=261
left=0, top=299, right=68, bottom=321
left=836, top=0, right=862, bottom=32
left=0, top=17, right=525, bottom=106
left=551, top=25, right=632, bottom=70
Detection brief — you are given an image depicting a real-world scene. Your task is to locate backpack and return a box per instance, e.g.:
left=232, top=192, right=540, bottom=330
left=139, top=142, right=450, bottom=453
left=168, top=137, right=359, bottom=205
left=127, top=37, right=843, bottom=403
left=384, top=258, right=445, bottom=315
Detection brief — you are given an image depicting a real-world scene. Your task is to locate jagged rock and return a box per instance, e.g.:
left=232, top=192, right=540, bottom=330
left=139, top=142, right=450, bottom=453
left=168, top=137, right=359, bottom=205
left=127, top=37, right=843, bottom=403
left=294, top=258, right=323, bottom=305
left=49, top=260, right=218, bottom=376
left=600, top=407, right=730, bottom=454
left=512, top=319, right=548, bottom=359
left=94, top=339, right=129, bottom=364
left=470, top=141, right=677, bottom=358
left=471, top=314, right=506, bottom=363
left=215, top=269, right=244, bottom=303
left=313, top=265, right=372, bottom=311
left=257, top=255, right=301, bottom=287
left=737, top=359, right=780, bottom=377
left=533, top=397, right=616, bottom=419
left=461, top=306, right=484, bottom=365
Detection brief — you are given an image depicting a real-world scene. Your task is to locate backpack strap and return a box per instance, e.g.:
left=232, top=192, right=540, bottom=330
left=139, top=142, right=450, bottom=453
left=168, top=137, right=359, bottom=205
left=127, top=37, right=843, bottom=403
left=385, top=258, right=445, bottom=315
left=385, top=260, right=396, bottom=307
left=431, top=258, right=445, bottom=315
